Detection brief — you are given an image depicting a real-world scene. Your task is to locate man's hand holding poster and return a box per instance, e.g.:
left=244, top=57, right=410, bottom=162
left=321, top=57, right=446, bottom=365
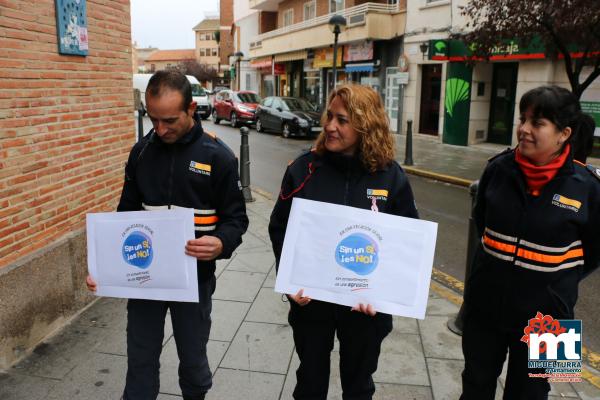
left=275, top=198, right=437, bottom=319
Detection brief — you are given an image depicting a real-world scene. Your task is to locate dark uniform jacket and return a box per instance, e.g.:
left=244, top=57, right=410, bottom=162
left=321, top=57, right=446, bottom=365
left=269, top=150, right=419, bottom=271
left=465, top=149, right=600, bottom=329
left=117, top=123, right=249, bottom=282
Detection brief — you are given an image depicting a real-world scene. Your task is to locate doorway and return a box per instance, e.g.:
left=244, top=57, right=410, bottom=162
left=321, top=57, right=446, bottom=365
left=419, top=64, right=442, bottom=135
left=487, top=63, right=519, bottom=145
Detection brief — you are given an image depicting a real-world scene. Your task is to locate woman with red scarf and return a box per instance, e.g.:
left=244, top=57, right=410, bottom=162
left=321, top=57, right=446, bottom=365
left=460, top=85, right=599, bottom=399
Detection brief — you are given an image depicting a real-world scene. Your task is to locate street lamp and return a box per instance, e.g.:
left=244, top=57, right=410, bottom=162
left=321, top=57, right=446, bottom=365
left=419, top=42, right=429, bottom=60
left=234, top=51, right=244, bottom=90
left=328, top=14, right=346, bottom=91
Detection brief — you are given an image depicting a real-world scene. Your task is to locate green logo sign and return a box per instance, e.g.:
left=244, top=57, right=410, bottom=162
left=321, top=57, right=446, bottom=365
left=445, top=78, right=470, bottom=117
left=435, top=41, right=447, bottom=52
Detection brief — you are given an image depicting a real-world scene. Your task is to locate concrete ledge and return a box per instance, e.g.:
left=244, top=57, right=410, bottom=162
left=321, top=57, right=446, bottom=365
left=0, top=230, right=94, bottom=370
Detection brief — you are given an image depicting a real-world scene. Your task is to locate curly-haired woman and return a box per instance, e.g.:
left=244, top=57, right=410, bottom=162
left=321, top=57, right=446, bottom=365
left=269, top=84, right=419, bottom=399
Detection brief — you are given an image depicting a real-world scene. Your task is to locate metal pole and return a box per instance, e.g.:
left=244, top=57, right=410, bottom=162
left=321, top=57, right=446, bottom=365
left=404, top=119, right=414, bottom=166
left=332, top=28, right=339, bottom=91
left=395, top=83, right=404, bottom=135
left=447, top=180, right=480, bottom=336
left=239, top=126, right=254, bottom=202
left=137, top=106, right=144, bottom=142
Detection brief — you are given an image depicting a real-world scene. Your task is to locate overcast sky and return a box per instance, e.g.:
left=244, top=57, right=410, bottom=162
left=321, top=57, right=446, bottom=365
left=131, top=0, right=219, bottom=49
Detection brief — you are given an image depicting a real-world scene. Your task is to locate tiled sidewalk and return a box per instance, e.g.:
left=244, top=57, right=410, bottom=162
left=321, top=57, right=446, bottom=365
left=1, top=194, right=599, bottom=399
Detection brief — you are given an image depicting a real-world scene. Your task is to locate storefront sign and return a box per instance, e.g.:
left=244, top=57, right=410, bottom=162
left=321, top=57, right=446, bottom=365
left=250, top=57, right=272, bottom=69
left=443, top=63, right=473, bottom=146
left=344, top=42, right=373, bottom=62
left=429, top=37, right=591, bottom=62
left=274, top=63, right=286, bottom=75
left=313, top=47, right=343, bottom=68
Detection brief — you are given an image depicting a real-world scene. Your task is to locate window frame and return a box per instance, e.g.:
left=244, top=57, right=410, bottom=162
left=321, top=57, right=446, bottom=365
left=303, top=0, right=316, bottom=21
left=329, top=0, right=345, bottom=14
left=282, top=8, right=294, bottom=27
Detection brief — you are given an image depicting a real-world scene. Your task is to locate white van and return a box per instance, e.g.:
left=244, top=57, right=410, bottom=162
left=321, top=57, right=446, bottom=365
left=133, top=73, right=211, bottom=120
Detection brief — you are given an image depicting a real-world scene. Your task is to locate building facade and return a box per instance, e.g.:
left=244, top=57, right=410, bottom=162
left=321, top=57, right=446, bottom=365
left=403, top=0, right=600, bottom=147
left=0, top=0, right=133, bottom=369
left=233, top=0, right=261, bottom=93
left=193, top=18, right=221, bottom=71
left=247, top=0, right=407, bottom=125
left=144, top=49, right=196, bottom=72
left=133, top=44, right=159, bottom=73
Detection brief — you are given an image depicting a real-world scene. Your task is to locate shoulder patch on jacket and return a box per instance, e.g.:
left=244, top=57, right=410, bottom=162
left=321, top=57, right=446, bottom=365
left=488, top=147, right=513, bottom=163
left=586, top=164, right=600, bottom=182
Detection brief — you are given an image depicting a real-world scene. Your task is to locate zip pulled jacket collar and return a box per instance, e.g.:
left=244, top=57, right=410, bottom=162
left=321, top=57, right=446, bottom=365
left=320, top=150, right=391, bottom=174
left=147, top=122, right=204, bottom=146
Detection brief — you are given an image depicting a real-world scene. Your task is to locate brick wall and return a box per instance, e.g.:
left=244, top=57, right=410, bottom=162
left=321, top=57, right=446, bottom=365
left=0, top=0, right=132, bottom=268
left=0, top=0, right=133, bottom=368
left=220, top=0, right=234, bottom=65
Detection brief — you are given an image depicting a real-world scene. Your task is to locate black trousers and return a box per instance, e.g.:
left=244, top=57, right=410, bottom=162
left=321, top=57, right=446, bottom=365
left=289, top=300, right=392, bottom=400
left=460, top=313, right=550, bottom=400
left=122, top=275, right=216, bottom=400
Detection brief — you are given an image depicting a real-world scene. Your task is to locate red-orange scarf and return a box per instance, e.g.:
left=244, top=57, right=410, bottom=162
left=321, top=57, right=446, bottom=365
left=515, top=144, right=570, bottom=196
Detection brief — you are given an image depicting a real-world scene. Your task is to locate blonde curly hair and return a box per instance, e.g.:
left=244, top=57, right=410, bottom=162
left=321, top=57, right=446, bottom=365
left=314, top=84, right=395, bottom=172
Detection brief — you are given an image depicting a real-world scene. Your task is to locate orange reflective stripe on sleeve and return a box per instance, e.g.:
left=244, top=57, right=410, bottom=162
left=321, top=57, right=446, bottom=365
left=483, top=235, right=517, bottom=254
left=516, top=248, right=584, bottom=264
left=194, top=216, right=219, bottom=225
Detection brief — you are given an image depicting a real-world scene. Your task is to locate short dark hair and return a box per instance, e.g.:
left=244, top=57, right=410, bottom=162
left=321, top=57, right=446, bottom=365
left=146, top=70, right=192, bottom=112
left=519, top=85, right=596, bottom=163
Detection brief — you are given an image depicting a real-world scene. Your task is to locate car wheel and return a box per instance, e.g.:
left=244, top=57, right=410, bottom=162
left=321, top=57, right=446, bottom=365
left=212, top=109, right=220, bottom=124
left=201, top=114, right=209, bottom=120
left=230, top=112, right=238, bottom=128
left=282, top=122, right=291, bottom=138
left=256, top=118, right=263, bottom=133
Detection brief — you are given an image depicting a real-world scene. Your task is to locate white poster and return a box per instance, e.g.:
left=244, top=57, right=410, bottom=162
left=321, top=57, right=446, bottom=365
left=275, top=198, right=438, bottom=319
left=86, top=209, right=198, bottom=302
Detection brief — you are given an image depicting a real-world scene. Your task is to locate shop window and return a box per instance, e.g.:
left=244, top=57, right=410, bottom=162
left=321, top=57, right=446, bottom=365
left=329, top=0, right=344, bottom=13
left=283, top=9, right=294, bottom=27
left=304, top=1, right=316, bottom=20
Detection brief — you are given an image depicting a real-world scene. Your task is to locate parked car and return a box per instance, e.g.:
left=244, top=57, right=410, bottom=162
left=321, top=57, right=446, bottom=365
left=212, top=90, right=261, bottom=127
left=255, top=96, right=321, bottom=138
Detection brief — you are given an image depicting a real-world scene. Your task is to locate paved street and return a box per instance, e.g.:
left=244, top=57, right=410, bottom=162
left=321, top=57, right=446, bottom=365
left=2, top=193, right=600, bottom=399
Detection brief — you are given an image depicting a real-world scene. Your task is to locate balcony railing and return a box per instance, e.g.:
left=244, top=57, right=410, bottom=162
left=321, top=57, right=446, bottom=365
left=254, top=2, right=402, bottom=43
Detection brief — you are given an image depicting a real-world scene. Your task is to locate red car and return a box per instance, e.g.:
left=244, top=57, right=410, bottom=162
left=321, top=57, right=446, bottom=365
left=212, top=90, right=261, bottom=127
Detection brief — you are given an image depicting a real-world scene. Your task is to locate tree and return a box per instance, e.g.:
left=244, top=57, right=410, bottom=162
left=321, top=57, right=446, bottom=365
left=173, top=59, right=219, bottom=83
left=458, top=0, right=600, bottom=98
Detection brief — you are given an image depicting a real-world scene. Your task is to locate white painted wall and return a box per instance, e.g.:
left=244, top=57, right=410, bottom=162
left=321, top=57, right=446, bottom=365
left=234, top=11, right=260, bottom=92
left=468, top=63, right=492, bottom=144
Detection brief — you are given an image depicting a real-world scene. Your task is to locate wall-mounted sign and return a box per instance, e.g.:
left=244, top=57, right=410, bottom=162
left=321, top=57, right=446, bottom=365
left=274, top=63, right=286, bottom=75
left=55, top=0, right=88, bottom=56
left=313, top=47, right=343, bottom=68
left=398, top=54, right=409, bottom=72
left=344, top=42, right=373, bottom=62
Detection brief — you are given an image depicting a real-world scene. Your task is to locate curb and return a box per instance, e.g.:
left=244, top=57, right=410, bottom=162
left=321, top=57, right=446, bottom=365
left=402, top=165, right=473, bottom=187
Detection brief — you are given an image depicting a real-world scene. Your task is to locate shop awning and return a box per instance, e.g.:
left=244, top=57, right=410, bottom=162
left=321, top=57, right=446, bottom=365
left=344, top=62, right=375, bottom=73
left=273, top=50, right=308, bottom=63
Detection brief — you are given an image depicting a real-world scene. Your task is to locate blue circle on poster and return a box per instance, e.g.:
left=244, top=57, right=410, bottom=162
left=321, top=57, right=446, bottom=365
left=335, top=233, right=379, bottom=275
left=122, top=231, right=153, bottom=269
